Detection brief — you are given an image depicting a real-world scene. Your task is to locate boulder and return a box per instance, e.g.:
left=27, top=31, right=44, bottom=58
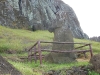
left=0, top=55, right=22, bottom=75
left=90, top=54, right=100, bottom=73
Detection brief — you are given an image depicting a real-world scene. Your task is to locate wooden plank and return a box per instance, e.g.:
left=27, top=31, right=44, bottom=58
left=75, top=44, right=90, bottom=49
left=28, top=42, right=38, bottom=51
left=40, top=41, right=89, bottom=44
left=41, top=49, right=90, bottom=53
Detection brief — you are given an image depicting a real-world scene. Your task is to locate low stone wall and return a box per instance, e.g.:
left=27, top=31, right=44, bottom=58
left=43, top=65, right=93, bottom=75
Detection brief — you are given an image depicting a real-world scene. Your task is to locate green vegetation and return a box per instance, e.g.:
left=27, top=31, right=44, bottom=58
left=0, top=25, right=100, bottom=53
left=8, top=61, right=89, bottom=75
left=0, top=25, right=100, bottom=75
left=74, top=38, right=100, bottom=53
left=0, top=26, right=53, bottom=52
left=88, top=71, right=100, bottom=75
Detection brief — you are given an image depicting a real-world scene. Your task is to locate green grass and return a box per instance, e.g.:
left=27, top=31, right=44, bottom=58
left=8, top=60, right=89, bottom=75
left=0, top=26, right=53, bottom=52
left=74, top=38, right=100, bottom=53
left=0, top=25, right=100, bottom=75
left=9, top=60, right=100, bottom=75
left=0, top=25, right=100, bottom=53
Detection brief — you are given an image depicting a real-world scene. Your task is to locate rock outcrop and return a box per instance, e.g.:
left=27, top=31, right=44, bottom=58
left=0, top=0, right=88, bottom=39
left=90, top=54, right=100, bottom=73
left=0, top=55, right=22, bottom=75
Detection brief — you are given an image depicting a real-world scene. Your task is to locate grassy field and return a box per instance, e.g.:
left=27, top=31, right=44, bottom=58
left=0, top=25, right=100, bottom=75
left=0, top=26, right=53, bottom=53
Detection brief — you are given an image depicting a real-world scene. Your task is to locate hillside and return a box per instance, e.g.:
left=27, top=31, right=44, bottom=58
left=0, top=26, right=53, bottom=53
left=0, top=26, right=100, bottom=53
left=0, top=26, right=100, bottom=75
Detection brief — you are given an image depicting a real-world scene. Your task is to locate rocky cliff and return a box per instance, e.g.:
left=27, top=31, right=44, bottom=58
left=0, top=0, right=88, bottom=39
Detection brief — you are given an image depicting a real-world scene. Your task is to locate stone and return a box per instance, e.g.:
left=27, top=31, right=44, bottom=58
left=0, top=0, right=88, bottom=39
left=0, top=55, right=22, bottom=75
left=45, top=11, right=77, bottom=63
left=90, top=54, right=100, bottom=73
left=43, top=66, right=89, bottom=75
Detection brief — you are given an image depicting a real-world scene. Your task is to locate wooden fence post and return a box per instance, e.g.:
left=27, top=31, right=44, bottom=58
left=34, top=46, right=37, bottom=63
left=89, top=44, right=93, bottom=57
left=38, top=41, right=42, bottom=64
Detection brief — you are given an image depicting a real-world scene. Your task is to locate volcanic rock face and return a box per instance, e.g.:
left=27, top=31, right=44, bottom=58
left=0, top=0, right=88, bottom=39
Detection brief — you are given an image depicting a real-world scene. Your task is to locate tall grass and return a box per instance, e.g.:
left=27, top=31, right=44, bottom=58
left=0, top=26, right=53, bottom=52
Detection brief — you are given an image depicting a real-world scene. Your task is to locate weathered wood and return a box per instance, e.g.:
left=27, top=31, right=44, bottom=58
left=28, top=42, right=38, bottom=51
left=40, top=41, right=88, bottom=44
left=89, top=44, right=93, bottom=57
left=28, top=41, right=93, bottom=64
left=41, top=49, right=90, bottom=53
left=38, top=41, right=42, bottom=64
left=75, top=44, right=90, bottom=49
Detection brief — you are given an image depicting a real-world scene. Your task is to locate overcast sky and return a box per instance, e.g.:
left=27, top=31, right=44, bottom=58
left=62, top=0, right=100, bottom=37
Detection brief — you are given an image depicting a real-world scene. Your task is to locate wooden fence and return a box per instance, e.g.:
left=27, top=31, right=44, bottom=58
left=28, top=41, right=93, bottom=64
